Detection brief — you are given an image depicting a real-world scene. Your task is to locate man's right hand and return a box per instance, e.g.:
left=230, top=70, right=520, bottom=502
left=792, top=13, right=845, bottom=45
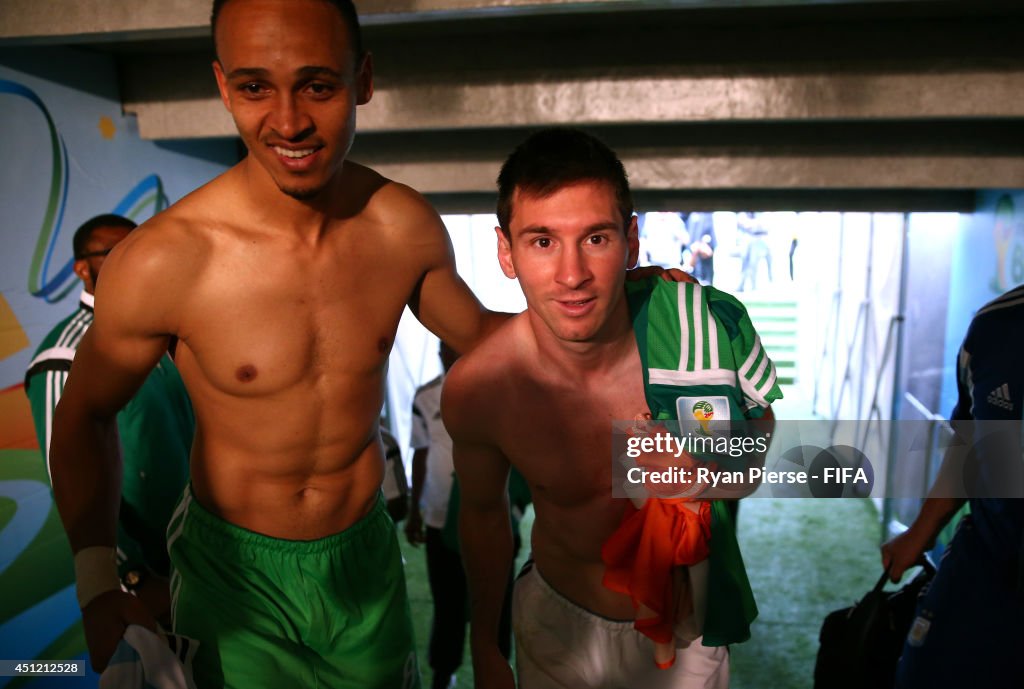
left=82, top=590, right=159, bottom=672
left=880, top=524, right=933, bottom=583
left=133, top=573, right=173, bottom=629
left=404, top=509, right=425, bottom=546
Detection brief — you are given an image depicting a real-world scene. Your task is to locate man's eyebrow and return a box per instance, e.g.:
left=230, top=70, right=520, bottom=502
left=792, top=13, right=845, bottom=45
left=584, top=222, right=621, bottom=233
left=225, top=66, right=344, bottom=80
left=296, top=66, right=344, bottom=80
left=517, top=222, right=620, bottom=236
left=225, top=67, right=269, bottom=80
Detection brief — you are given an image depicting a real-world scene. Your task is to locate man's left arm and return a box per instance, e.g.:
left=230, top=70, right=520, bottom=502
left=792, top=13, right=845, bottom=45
left=414, top=253, right=509, bottom=354
left=410, top=204, right=694, bottom=354
left=393, top=195, right=507, bottom=354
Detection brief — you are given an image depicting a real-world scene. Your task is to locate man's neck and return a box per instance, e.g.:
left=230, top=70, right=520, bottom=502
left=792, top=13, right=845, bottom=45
left=236, top=158, right=343, bottom=239
left=527, top=294, right=637, bottom=380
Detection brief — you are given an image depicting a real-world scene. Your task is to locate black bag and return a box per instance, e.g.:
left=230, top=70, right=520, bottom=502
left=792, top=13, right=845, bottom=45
left=813, top=559, right=936, bottom=689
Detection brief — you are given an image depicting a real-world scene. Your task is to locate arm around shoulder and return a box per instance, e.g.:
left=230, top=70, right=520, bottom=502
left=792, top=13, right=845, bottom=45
left=393, top=188, right=511, bottom=355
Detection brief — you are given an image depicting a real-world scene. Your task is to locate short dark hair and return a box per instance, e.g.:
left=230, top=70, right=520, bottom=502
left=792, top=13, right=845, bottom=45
left=72, top=214, right=136, bottom=259
left=211, top=0, right=365, bottom=62
left=496, top=128, right=634, bottom=236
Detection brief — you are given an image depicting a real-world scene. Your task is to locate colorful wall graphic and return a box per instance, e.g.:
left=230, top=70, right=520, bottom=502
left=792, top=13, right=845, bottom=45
left=0, top=45, right=235, bottom=686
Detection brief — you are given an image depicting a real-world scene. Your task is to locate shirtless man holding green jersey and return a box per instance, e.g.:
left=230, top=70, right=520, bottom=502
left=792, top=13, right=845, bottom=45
left=444, top=129, right=779, bottom=689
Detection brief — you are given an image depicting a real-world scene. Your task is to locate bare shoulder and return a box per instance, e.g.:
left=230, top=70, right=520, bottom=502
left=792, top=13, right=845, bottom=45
left=442, top=315, right=531, bottom=438
left=347, top=162, right=449, bottom=246
left=108, top=166, right=260, bottom=274
left=105, top=207, right=209, bottom=286
left=353, top=163, right=437, bottom=220
left=93, top=186, right=221, bottom=334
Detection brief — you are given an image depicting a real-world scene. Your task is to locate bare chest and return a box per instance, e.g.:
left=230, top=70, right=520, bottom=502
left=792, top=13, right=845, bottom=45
left=500, top=379, right=649, bottom=506
left=176, top=240, right=415, bottom=397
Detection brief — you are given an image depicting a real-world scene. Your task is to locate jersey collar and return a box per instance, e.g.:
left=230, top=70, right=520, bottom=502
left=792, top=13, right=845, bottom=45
left=79, top=289, right=95, bottom=312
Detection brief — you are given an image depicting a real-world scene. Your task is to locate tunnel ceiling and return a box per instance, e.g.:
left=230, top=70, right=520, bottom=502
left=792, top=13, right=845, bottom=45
left=2, top=0, right=1022, bottom=207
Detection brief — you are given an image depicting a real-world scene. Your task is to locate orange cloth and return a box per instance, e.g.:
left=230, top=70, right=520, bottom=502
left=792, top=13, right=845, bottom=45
left=602, top=499, right=712, bottom=644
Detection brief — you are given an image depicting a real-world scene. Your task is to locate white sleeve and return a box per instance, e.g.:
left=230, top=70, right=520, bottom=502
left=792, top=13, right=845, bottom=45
left=409, top=392, right=430, bottom=449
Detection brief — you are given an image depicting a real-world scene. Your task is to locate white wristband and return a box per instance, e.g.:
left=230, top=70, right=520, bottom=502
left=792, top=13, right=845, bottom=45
left=73, top=546, right=120, bottom=609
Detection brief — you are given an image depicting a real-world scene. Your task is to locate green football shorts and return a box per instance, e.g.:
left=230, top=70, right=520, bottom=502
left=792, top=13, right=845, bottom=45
left=167, top=487, right=420, bottom=689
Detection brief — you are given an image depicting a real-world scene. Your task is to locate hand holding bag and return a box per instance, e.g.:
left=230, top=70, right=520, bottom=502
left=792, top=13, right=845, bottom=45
left=814, top=558, right=936, bottom=689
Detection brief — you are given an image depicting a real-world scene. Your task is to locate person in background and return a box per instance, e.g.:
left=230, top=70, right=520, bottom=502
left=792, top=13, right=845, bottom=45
left=25, top=213, right=192, bottom=627
left=640, top=212, right=689, bottom=269
left=381, top=421, right=410, bottom=523
left=684, top=212, right=716, bottom=285
left=881, top=284, right=1024, bottom=689
left=736, top=213, right=771, bottom=292
left=787, top=230, right=798, bottom=281
left=406, top=342, right=525, bottom=689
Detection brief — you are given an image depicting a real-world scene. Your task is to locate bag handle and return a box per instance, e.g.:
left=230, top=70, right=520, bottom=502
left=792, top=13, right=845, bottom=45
left=875, top=554, right=937, bottom=592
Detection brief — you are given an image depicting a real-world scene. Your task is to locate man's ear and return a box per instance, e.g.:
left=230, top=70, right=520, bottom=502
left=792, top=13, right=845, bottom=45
left=626, top=214, right=640, bottom=269
left=72, top=259, right=92, bottom=292
left=212, top=60, right=232, bottom=113
left=356, top=52, right=374, bottom=105
left=495, top=226, right=517, bottom=279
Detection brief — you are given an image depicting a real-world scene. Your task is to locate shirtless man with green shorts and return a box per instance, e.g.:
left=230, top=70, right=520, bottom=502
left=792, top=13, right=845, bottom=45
left=48, top=1, right=505, bottom=687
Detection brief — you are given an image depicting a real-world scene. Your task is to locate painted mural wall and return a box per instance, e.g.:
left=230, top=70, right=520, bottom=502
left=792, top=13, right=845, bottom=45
left=0, top=46, right=235, bottom=686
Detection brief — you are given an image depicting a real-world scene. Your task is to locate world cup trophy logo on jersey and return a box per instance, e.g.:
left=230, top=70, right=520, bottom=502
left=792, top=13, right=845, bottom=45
left=692, top=400, right=715, bottom=436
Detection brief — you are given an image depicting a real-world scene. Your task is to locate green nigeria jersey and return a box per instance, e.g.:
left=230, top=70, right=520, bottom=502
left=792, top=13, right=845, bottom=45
left=25, top=293, right=193, bottom=577
left=626, top=277, right=783, bottom=646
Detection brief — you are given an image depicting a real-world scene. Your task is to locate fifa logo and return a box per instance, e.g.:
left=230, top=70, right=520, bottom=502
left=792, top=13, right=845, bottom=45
left=692, top=401, right=714, bottom=436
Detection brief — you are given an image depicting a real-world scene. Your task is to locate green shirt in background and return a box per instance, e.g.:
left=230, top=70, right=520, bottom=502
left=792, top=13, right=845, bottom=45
left=25, top=291, right=193, bottom=578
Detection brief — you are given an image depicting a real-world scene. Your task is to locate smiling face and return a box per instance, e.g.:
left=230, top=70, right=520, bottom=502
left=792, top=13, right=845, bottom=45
left=498, top=180, right=639, bottom=345
left=212, top=0, right=373, bottom=201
